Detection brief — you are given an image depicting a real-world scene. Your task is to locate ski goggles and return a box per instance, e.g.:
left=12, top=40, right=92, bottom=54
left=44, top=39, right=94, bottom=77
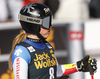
left=18, top=14, right=52, bottom=29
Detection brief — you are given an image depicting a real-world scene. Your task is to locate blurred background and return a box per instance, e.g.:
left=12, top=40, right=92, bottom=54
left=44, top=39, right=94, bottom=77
left=0, top=0, right=100, bottom=79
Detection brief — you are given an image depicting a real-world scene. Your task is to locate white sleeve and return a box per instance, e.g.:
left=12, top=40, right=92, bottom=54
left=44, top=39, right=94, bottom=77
left=55, top=56, right=65, bottom=77
left=13, top=57, right=28, bottom=79
left=56, top=60, right=65, bottom=77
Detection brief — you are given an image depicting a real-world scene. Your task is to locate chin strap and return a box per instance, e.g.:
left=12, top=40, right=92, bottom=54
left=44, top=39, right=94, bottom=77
left=36, top=32, right=46, bottom=42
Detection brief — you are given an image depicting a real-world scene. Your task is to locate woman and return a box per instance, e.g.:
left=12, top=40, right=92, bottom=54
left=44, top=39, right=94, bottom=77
left=9, top=3, right=97, bottom=79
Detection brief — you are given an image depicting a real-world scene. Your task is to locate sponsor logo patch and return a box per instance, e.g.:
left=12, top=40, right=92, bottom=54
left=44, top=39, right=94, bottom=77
left=14, top=49, right=22, bottom=56
left=16, top=58, right=20, bottom=79
left=27, top=46, right=35, bottom=52
left=45, top=43, right=52, bottom=49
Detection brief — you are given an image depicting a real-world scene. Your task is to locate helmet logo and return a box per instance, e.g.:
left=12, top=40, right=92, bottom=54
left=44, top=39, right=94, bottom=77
left=44, top=8, right=50, bottom=13
left=22, top=4, right=35, bottom=13
left=21, top=4, right=39, bottom=16
left=27, top=18, right=40, bottom=23
left=22, top=5, right=40, bottom=16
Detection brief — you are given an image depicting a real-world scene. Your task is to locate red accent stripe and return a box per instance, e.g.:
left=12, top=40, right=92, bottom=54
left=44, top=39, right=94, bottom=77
left=62, top=67, right=78, bottom=76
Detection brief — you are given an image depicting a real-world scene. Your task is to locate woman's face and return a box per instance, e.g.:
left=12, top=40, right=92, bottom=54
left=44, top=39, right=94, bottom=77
left=40, top=27, right=51, bottom=39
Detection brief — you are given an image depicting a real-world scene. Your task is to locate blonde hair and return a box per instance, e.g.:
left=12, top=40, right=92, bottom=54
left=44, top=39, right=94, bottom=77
left=8, top=31, right=27, bottom=70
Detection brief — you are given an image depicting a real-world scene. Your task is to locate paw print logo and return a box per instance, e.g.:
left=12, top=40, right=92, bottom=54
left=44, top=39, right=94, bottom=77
left=51, top=54, right=55, bottom=58
left=50, top=50, right=55, bottom=58
left=50, top=50, right=53, bottom=53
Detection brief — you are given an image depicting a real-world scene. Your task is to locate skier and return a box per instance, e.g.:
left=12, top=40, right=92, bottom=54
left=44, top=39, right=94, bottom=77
left=9, top=3, right=97, bottom=79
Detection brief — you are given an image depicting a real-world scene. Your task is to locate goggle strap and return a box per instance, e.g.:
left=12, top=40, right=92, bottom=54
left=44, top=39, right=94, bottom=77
left=18, top=14, right=42, bottom=25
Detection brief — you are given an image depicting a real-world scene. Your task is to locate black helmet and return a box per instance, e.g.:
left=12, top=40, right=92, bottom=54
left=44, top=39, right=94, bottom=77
left=18, top=3, right=52, bottom=40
